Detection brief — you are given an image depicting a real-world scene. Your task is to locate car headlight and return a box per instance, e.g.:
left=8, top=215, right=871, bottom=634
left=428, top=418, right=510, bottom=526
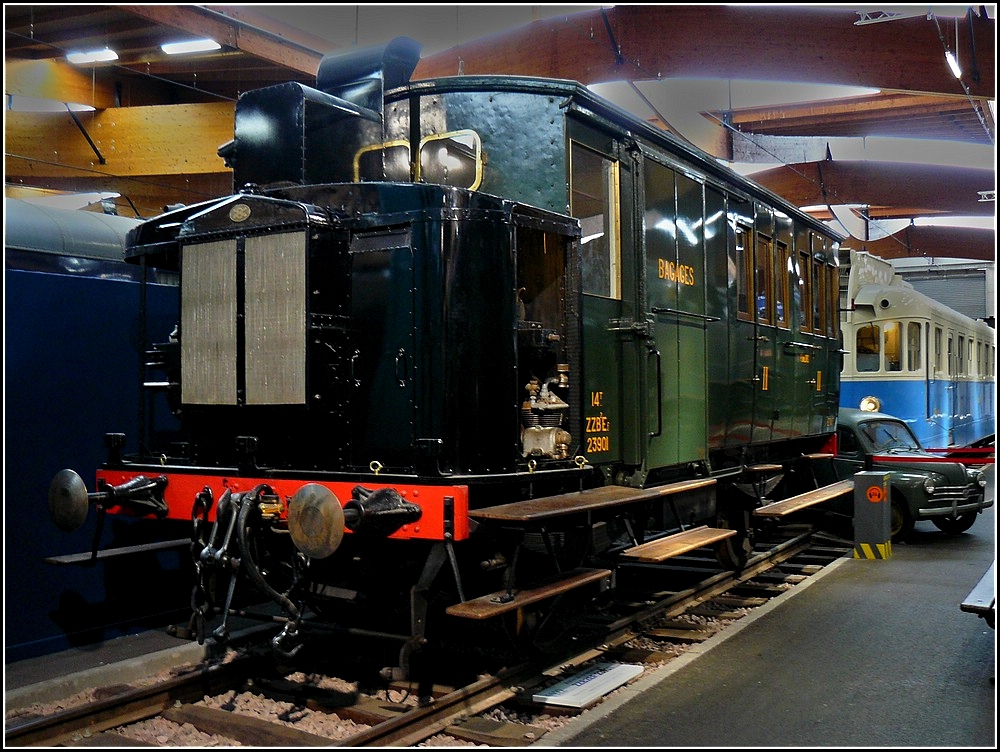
left=923, top=478, right=936, bottom=494
left=968, top=468, right=986, bottom=488
left=860, top=396, right=881, bottom=412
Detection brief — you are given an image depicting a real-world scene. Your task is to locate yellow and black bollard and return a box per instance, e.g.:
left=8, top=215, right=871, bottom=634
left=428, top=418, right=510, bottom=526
left=853, top=471, right=892, bottom=560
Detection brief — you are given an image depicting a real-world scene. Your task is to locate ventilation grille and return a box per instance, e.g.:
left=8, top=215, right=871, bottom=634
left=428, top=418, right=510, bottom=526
left=181, top=232, right=307, bottom=406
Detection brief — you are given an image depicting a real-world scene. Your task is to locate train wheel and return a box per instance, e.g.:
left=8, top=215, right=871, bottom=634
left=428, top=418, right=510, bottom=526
left=715, top=504, right=752, bottom=571
left=931, top=513, right=978, bottom=535
left=890, top=494, right=914, bottom=542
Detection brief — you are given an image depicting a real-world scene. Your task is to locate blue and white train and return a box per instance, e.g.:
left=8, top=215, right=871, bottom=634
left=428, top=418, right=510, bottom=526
left=840, top=250, right=995, bottom=449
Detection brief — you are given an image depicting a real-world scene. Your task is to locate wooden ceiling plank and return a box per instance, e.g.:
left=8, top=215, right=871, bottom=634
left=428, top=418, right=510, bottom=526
left=750, top=161, right=995, bottom=218
left=415, top=6, right=994, bottom=99
left=5, top=59, right=119, bottom=109
left=843, top=226, right=996, bottom=262
left=4, top=102, right=234, bottom=178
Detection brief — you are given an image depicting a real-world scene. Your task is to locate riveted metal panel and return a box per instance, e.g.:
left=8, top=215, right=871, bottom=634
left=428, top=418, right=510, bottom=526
left=181, top=239, right=238, bottom=405
left=245, top=231, right=307, bottom=405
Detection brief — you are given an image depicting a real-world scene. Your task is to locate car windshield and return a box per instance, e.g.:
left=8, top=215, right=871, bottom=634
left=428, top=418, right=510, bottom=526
left=858, top=419, right=922, bottom=453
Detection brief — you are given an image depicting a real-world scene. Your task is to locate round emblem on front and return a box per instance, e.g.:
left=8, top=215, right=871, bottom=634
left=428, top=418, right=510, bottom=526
left=229, top=203, right=251, bottom=222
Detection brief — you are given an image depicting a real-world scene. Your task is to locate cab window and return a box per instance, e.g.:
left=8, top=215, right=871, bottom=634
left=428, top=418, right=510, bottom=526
left=856, top=324, right=880, bottom=372
left=571, top=142, right=621, bottom=299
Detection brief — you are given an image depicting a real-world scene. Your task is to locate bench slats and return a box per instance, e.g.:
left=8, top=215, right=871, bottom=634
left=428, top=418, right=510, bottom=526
left=620, top=525, right=737, bottom=563
left=753, top=479, right=854, bottom=518
left=445, top=568, right=612, bottom=619
left=470, top=479, right=716, bottom=523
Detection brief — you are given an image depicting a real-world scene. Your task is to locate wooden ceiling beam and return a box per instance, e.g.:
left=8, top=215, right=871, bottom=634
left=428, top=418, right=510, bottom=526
left=5, top=102, right=234, bottom=179
left=841, top=226, right=996, bottom=262
left=414, top=6, right=995, bottom=99
left=727, top=93, right=993, bottom=141
left=749, top=161, right=994, bottom=218
left=5, top=59, right=119, bottom=109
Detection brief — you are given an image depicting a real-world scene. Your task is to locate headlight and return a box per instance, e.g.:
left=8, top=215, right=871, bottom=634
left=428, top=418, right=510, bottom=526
left=923, top=478, right=936, bottom=494
left=860, top=396, right=881, bottom=412
left=969, top=468, right=986, bottom=488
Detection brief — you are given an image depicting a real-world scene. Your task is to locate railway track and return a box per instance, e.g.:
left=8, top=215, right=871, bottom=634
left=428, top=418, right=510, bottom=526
left=5, top=523, right=851, bottom=747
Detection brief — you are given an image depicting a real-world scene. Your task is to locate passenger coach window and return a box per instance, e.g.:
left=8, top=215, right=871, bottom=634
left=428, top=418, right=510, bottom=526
left=797, top=250, right=812, bottom=334
left=734, top=226, right=752, bottom=320
left=856, top=324, right=880, bottom=372
left=775, top=241, right=790, bottom=328
left=571, top=142, right=621, bottom=299
left=933, top=327, right=943, bottom=374
left=755, top=233, right=772, bottom=324
left=906, top=322, right=922, bottom=371
left=811, top=256, right=825, bottom=334
left=826, top=263, right=839, bottom=338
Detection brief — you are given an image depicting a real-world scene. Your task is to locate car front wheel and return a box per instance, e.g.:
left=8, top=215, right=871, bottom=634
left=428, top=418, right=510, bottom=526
left=931, top=512, right=978, bottom=535
left=891, top=495, right=914, bottom=542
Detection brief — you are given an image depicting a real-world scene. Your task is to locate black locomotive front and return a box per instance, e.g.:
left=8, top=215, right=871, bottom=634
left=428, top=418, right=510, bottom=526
left=130, top=183, right=582, bottom=483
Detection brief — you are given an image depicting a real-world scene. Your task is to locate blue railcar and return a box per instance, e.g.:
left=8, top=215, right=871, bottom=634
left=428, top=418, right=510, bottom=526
left=4, top=198, right=184, bottom=661
left=840, top=250, right=996, bottom=448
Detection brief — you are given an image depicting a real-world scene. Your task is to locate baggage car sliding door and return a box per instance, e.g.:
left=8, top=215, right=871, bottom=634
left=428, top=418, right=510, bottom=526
left=642, top=160, right=711, bottom=471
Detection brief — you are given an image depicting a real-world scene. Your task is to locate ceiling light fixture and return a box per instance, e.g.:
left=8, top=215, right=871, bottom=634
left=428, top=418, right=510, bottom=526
left=66, top=48, right=118, bottom=65
left=161, top=39, right=221, bottom=55
left=944, top=50, right=962, bottom=78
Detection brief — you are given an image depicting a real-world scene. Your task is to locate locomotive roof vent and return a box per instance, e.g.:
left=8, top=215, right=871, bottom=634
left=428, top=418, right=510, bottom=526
left=316, top=36, right=422, bottom=116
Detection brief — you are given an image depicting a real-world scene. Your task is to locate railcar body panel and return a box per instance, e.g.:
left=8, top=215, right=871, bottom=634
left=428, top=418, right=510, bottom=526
left=5, top=199, right=186, bottom=661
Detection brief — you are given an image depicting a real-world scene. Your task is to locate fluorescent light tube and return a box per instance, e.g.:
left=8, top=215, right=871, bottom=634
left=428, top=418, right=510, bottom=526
left=161, top=39, right=221, bottom=55
left=66, top=48, right=118, bottom=64
left=945, top=50, right=962, bottom=78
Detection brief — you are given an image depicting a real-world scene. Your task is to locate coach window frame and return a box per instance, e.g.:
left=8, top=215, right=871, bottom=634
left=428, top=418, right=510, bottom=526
left=735, top=224, right=754, bottom=322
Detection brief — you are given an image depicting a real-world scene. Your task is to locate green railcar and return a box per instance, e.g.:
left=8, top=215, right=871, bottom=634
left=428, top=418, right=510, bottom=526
left=49, top=37, right=848, bottom=676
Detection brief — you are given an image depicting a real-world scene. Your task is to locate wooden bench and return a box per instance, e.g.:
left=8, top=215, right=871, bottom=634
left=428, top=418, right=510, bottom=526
left=445, top=568, right=612, bottom=619
left=960, top=560, right=995, bottom=629
left=469, top=479, right=716, bottom=524
left=619, top=525, right=737, bottom=563
left=753, top=479, right=854, bottom=518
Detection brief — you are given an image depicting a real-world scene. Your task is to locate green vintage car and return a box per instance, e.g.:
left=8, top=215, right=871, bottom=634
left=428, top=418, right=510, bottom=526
left=833, top=407, right=992, bottom=541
